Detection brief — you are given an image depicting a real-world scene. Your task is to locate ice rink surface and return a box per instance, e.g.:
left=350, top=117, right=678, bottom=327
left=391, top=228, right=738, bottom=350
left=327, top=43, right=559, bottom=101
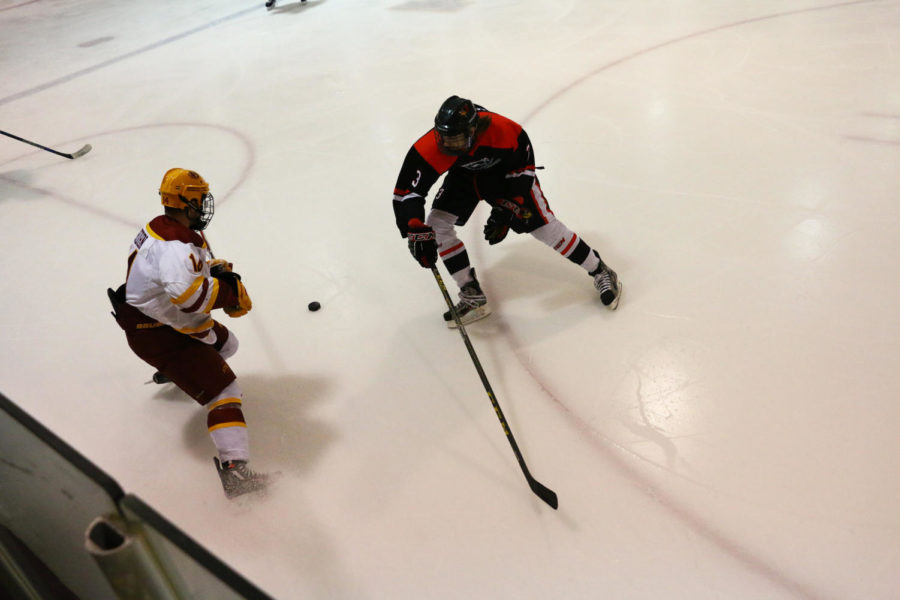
left=2, top=0, right=899, bottom=598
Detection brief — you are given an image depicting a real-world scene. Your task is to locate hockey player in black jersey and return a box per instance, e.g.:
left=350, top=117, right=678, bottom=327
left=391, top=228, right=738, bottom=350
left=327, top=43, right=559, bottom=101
left=393, top=95, right=622, bottom=326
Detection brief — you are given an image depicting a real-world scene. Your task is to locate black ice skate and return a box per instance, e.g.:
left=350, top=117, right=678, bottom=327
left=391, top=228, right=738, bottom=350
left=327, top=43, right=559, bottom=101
left=214, top=457, right=269, bottom=499
left=590, top=259, right=622, bottom=310
left=265, top=0, right=275, bottom=9
left=151, top=371, right=170, bottom=384
left=443, top=269, right=491, bottom=328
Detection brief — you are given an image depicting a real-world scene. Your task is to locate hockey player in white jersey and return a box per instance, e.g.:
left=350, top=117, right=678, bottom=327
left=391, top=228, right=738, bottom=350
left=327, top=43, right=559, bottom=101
left=108, top=168, right=268, bottom=498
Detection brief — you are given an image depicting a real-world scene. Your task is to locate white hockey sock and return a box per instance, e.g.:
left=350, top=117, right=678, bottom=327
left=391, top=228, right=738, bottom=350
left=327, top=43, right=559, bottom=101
left=530, top=219, right=601, bottom=273
left=427, top=209, right=474, bottom=287
left=206, top=381, right=250, bottom=463
left=209, top=425, right=249, bottom=463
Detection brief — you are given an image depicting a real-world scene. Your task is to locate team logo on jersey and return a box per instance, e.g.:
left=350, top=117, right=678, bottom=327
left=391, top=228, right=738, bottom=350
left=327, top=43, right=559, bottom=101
left=133, top=229, right=148, bottom=249
left=189, top=253, right=203, bottom=272
left=461, top=157, right=501, bottom=171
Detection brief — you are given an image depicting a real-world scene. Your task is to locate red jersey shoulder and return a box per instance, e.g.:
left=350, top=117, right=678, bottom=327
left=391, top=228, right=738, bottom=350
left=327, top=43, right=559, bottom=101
left=474, top=112, right=523, bottom=151
left=147, top=215, right=205, bottom=248
left=412, top=129, right=457, bottom=174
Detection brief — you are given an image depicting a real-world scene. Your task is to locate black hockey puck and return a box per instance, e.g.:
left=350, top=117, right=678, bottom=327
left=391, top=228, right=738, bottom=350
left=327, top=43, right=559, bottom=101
left=308, top=301, right=321, bottom=312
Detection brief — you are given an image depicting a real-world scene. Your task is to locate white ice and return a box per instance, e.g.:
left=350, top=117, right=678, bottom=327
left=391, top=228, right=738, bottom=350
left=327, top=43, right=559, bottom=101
left=1, top=0, right=899, bottom=598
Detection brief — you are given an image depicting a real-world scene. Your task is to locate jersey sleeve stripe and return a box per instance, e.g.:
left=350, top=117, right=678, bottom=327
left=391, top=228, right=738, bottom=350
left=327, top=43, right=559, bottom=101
left=505, top=166, right=536, bottom=179
left=393, top=190, right=424, bottom=203
left=171, top=276, right=206, bottom=305
left=202, top=279, right=220, bottom=314
left=180, top=278, right=210, bottom=313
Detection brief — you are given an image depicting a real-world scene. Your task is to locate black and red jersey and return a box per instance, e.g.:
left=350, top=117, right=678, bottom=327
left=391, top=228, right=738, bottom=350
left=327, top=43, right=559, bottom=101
left=392, top=108, right=537, bottom=235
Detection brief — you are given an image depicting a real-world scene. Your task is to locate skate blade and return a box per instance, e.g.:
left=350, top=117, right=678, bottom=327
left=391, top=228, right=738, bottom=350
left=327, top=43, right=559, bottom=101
left=446, top=305, right=492, bottom=328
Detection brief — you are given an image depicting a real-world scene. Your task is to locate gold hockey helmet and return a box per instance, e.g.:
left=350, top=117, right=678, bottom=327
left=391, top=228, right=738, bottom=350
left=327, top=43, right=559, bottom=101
left=159, top=168, right=214, bottom=230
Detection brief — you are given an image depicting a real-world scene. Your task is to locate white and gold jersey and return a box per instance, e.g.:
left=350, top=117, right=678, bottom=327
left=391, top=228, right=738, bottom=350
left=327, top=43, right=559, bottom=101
left=125, top=216, right=222, bottom=343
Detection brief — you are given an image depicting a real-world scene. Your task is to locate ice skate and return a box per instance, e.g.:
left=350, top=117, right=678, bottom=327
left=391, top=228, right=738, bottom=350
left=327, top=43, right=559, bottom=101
left=214, top=457, right=270, bottom=499
left=590, top=260, right=622, bottom=310
left=151, top=371, right=170, bottom=384
left=443, top=269, right=491, bottom=328
left=265, top=0, right=275, bottom=9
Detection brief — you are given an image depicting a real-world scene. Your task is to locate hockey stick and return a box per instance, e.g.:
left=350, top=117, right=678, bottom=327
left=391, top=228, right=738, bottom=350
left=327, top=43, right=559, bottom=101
left=200, top=232, right=215, bottom=258
left=430, top=265, right=558, bottom=510
left=0, top=129, right=92, bottom=159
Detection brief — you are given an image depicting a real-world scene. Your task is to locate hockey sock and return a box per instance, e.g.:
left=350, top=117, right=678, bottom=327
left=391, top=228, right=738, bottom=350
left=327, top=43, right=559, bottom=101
left=530, top=219, right=600, bottom=273
left=206, top=380, right=249, bottom=462
left=447, top=251, right=474, bottom=288
left=427, top=209, right=474, bottom=287
left=208, top=401, right=249, bottom=463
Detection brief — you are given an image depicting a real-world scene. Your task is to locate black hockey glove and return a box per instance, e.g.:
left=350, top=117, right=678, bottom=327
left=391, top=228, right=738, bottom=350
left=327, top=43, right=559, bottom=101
left=407, top=218, right=437, bottom=268
left=483, top=206, right=513, bottom=245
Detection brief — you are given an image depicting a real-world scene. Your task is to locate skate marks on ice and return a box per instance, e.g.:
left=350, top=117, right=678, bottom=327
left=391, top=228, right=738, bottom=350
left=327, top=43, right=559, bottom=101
left=0, top=2, right=41, bottom=15
left=0, top=170, right=48, bottom=206
left=521, top=0, right=882, bottom=124
left=460, top=231, right=623, bottom=348
left=464, top=230, right=835, bottom=596
left=843, top=112, right=900, bottom=147
left=0, top=5, right=260, bottom=108
left=179, top=373, right=336, bottom=477
left=391, top=0, right=470, bottom=13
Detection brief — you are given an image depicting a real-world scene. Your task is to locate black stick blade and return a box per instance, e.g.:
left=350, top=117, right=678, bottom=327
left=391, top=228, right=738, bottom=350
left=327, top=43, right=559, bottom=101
left=529, top=478, right=558, bottom=510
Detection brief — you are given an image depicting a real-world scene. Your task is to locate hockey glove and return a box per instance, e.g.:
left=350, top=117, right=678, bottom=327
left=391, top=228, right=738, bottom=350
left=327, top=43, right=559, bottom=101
left=223, top=279, right=252, bottom=318
left=214, top=270, right=253, bottom=318
left=209, top=258, right=233, bottom=277
left=483, top=206, right=513, bottom=245
left=407, top=218, right=437, bottom=268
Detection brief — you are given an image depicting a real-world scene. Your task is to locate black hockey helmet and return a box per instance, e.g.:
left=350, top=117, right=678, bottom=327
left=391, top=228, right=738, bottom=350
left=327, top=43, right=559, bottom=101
left=434, top=95, right=479, bottom=156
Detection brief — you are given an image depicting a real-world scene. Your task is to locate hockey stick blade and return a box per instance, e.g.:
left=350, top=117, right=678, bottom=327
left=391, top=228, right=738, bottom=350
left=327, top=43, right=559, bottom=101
left=528, top=477, right=559, bottom=510
left=67, top=143, right=92, bottom=159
